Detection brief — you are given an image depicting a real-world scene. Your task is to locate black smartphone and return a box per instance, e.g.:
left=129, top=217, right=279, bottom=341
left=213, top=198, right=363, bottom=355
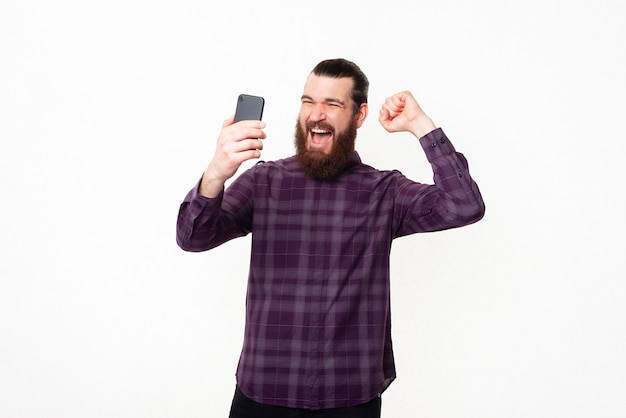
left=234, top=94, right=265, bottom=122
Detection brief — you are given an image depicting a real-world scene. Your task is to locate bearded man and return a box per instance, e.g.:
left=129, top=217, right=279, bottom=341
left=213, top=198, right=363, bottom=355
left=177, top=58, right=485, bottom=418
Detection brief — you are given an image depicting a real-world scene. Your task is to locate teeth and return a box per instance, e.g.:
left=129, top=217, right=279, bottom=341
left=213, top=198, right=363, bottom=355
left=311, top=128, right=329, bottom=134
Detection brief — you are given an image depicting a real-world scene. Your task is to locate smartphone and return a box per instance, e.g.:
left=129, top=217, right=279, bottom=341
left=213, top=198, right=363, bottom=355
left=234, top=94, right=265, bottom=122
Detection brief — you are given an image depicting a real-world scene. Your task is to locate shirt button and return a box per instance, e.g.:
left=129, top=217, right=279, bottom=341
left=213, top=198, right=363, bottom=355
left=431, top=142, right=437, bottom=148
left=439, top=137, right=446, bottom=144
left=193, top=201, right=201, bottom=208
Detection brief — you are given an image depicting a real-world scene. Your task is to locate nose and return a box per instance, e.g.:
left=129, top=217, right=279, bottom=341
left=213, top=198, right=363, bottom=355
left=308, top=103, right=326, bottom=122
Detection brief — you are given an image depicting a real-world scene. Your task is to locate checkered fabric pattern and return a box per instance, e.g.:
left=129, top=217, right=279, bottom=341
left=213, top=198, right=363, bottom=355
left=177, top=128, right=485, bottom=409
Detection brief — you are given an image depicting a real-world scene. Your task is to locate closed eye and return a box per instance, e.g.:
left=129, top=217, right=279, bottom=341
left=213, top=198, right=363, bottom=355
left=301, top=95, right=346, bottom=109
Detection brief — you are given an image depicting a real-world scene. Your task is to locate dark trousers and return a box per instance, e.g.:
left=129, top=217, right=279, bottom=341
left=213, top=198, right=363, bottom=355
left=229, top=386, right=382, bottom=418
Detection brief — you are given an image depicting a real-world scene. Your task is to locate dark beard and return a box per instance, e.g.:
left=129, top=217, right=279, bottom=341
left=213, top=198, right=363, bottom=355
left=294, top=118, right=357, bottom=181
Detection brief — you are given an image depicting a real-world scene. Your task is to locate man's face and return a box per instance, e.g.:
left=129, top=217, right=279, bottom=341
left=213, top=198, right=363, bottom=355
left=295, top=74, right=367, bottom=180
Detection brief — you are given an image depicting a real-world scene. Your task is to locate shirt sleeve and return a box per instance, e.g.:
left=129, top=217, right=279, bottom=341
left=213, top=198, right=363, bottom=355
left=176, top=169, right=255, bottom=252
left=392, top=128, right=485, bottom=237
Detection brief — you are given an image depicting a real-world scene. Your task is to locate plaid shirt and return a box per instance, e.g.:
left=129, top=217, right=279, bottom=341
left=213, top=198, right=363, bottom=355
left=177, top=128, right=485, bottom=410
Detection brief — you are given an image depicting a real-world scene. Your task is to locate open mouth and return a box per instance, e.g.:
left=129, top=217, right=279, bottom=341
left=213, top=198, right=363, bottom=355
left=310, top=128, right=333, bottom=146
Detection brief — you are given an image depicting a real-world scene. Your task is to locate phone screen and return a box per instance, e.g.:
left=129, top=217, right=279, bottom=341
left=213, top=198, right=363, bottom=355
left=234, top=94, right=265, bottom=122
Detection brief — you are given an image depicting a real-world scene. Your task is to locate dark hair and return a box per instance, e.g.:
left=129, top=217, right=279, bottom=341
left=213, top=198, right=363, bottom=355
left=311, top=58, right=369, bottom=115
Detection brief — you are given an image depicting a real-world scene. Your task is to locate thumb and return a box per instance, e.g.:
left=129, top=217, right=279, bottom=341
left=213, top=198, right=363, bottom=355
left=222, top=114, right=235, bottom=128
left=378, top=107, right=394, bottom=132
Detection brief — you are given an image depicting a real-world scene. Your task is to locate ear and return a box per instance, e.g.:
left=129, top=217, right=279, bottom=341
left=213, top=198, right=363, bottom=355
left=355, top=103, right=369, bottom=128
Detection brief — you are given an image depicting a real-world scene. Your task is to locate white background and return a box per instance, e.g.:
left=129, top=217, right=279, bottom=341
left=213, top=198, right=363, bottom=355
left=1, top=0, right=625, bottom=417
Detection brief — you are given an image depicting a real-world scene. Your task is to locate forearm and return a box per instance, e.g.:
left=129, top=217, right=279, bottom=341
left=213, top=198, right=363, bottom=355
left=177, top=170, right=254, bottom=252
left=176, top=185, right=223, bottom=252
left=419, top=128, right=485, bottom=226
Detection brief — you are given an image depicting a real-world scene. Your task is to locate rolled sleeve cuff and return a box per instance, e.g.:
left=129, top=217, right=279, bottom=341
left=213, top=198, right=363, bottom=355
left=184, top=179, right=224, bottom=217
left=419, top=128, right=457, bottom=162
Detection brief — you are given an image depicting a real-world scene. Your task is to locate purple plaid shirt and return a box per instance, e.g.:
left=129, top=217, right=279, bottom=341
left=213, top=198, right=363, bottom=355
left=177, top=128, right=485, bottom=410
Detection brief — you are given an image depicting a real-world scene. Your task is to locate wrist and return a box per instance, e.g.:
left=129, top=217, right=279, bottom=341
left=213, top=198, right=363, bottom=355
left=199, top=166, right=226, bottom=198
left=409, top=116, right=436, bottom=139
